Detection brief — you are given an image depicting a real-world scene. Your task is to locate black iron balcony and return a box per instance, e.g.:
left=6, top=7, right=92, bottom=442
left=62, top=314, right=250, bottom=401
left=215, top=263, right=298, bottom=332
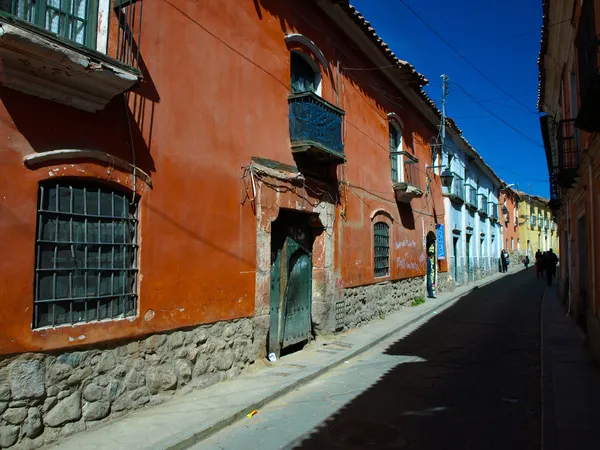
left=576, top=0, right=600, bottom=131
left=289, top=92, right=345, bottom=163
left=549, top=168, right=562, bottom=211
left=556, top=119, right=581, bottom=188
left=0, top=0, right=143, bottom=111
left=479, top=195, right=488, bottom=217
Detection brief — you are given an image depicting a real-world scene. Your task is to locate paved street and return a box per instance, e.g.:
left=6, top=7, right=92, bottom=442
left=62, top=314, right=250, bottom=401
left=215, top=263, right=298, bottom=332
left=197, top=270, right=546, bottom=450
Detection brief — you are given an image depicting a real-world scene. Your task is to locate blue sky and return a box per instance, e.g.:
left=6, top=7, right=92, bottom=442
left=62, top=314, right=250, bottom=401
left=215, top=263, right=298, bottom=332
left=352, top=0, right=548, bottom=197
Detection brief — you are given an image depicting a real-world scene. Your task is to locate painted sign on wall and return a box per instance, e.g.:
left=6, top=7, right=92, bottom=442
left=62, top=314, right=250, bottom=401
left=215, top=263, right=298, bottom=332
left=436, top=224, right=446, bottom=260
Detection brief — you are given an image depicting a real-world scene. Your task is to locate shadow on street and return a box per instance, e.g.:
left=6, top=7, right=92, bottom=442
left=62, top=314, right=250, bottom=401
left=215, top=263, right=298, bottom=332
left=292, top=270, right=545, bottom=450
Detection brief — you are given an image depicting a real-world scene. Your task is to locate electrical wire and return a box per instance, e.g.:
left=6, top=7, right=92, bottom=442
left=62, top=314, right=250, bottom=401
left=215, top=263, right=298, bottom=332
left=510, top=16, right=577, bottom=40
left=452, top=81, right=543, bottom=148
left=396, top=0, right=540, bottom=115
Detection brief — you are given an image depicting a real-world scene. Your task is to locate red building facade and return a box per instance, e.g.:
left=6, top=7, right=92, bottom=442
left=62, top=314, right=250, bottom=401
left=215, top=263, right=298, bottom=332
left=0, top=0, right=447, bottom=445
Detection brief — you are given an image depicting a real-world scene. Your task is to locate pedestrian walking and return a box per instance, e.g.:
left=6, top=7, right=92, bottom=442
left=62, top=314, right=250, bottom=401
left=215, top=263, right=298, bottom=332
left=545, top=249, right=558, bottom=286
left=535, top=250, right=543, bottom=279
left=523, top=255, right=530, bottom=270
left=500, top=250, right=508, bottom=273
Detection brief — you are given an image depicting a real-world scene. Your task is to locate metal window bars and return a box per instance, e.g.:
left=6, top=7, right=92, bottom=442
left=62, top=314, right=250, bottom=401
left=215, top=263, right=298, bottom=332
left=373, top=222, right=390, bottom=277
left=34, top=181, right=138, bottom=328
left=114, top=0, right=143, bottom=69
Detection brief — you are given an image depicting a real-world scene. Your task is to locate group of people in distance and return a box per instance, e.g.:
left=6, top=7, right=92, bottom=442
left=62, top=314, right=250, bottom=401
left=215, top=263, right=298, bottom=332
left=522, top=249, right=558, bottom=286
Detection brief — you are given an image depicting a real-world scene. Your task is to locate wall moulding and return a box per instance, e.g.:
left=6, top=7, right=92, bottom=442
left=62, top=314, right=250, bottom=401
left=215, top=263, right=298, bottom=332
left=24, top=149, right=153, bottom=188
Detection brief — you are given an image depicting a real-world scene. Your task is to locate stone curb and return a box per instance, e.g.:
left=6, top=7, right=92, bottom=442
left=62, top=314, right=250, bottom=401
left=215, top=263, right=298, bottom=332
left=164, top=268, right=522, bottom=450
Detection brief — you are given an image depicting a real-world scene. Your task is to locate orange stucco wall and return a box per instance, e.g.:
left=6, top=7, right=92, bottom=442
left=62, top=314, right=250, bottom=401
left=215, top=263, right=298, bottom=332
left=500, top=191, right=520, bottom=253
left=0, top=0, right=444, bottom=355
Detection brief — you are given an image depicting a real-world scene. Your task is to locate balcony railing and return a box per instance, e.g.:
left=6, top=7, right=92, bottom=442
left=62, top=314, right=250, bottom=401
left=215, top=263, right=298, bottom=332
left=557, top=119, right=581, bottom=172
left=289, top=91, right=345, bottom=161
left=1, top=0, right=142, bottom=68
left=490, top=203, right=498, bottom=221
left=449, top=174, right=465, bottom=202
left=479, top=196, right=488, bottom=216
left=467, top=186, right=477, bottom=208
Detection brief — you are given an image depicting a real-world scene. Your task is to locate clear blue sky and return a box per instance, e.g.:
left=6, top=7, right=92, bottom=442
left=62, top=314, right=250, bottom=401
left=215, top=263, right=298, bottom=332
left=352, top=0, right=548, bottom=197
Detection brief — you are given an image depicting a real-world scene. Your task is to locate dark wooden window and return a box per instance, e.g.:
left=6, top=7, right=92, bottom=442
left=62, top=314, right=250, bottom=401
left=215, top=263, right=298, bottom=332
left=389, top=124, right=401, bottom=182
left=291, top=52, right=317, bottom=93
left=34, top=181, right=138, bottom=328
left=374, top=222, right=390, bottom=277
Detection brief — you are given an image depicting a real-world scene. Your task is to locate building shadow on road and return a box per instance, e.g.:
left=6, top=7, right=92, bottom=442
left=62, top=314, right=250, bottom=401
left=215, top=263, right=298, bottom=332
left=290, top=271, right=545, bottom=450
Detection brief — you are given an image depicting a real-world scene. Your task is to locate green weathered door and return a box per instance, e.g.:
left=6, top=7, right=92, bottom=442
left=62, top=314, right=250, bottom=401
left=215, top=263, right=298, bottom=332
left=269, top=236, right=312, bottom=357
left=466, top=235, right=471, bottom=282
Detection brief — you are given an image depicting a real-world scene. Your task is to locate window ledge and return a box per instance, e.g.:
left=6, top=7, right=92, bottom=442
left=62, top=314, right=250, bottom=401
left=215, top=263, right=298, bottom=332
left=24, top=149, right=152, bottom=187
left=392, top=182, right=423, bottom=203
left=0, top=16, right=142, bottom=112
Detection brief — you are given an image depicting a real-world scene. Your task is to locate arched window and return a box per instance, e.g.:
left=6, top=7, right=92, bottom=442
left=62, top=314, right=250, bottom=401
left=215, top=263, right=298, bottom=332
left=34, top=180, right=139, bottom=328
left=291, top=52, right=319, bottom=94
left=374, top=221, right=390, bottom=277
left=389, top=121, right=403, bottom=183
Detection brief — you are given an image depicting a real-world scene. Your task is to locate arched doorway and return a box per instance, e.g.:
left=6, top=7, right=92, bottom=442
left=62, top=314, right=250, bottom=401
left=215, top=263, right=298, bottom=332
left=426, top=231, right=436, bottom=298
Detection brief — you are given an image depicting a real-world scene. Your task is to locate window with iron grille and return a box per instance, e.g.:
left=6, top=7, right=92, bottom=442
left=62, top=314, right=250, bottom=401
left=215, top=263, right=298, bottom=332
left=374, top=222, right=390, bottom=277
left=2, top=0, right=100, bottom=48
left=34, top=181, right=138, bottom=328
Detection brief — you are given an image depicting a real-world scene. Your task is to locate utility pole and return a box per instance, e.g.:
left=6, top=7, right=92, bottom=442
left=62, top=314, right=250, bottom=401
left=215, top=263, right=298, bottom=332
left=440, top=74, right=449, bottom=161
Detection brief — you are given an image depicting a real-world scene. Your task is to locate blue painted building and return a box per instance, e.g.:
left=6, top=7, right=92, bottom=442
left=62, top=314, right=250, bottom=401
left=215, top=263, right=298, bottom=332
left=440, top=120, right=503, bottom=287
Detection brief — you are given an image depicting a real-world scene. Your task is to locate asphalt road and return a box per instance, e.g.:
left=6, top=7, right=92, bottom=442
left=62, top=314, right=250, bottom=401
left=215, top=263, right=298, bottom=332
left=196, top=270, right=546, bottom=450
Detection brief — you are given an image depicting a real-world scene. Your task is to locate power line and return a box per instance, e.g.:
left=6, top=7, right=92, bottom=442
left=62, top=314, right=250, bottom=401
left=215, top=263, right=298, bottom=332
left=510, top=16, right=576, bottom=39
left=396, top=0, right=540, bottom=115
left=452, top=80, right=543, bottom=148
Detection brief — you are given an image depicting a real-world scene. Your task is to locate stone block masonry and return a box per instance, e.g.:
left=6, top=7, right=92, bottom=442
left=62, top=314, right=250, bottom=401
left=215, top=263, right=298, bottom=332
left=0, top=318, right=254, bottom=449
left=436, top=272, right=456, bottom=294
left=339, top=276, right=425, bottom=330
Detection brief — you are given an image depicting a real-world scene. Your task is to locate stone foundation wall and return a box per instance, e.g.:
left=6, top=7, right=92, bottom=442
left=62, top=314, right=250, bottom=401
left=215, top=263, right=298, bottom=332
left=435, top=271, right=455, bottom=294
left=0, top=318, right=254, bottom=449
left=338, top=276, right=425, bottom=330
left=508, top=251, right=523, bottom=267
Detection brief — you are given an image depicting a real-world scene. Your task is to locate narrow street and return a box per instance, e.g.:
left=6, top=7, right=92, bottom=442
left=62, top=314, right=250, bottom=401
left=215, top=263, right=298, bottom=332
left=198, top=271, right=545, bottom=450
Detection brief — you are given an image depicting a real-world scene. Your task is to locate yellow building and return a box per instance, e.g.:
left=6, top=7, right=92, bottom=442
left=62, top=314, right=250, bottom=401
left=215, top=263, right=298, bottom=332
left=516, top=192, right=559, bottom=256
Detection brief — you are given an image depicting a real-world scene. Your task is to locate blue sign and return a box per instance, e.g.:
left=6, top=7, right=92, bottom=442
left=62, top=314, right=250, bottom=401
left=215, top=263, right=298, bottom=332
left=436, top=224, right=446, bottom=260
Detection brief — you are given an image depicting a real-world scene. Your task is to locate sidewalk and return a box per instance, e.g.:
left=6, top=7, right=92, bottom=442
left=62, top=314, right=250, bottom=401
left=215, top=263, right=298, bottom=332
left=542, top=285, right=600, bottom=450
left=46, top=268, right=522, bottom=450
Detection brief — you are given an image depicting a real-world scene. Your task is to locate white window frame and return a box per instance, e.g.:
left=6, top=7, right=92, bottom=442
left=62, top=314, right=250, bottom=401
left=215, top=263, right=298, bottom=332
left=388, top=114, right=404, bottom=183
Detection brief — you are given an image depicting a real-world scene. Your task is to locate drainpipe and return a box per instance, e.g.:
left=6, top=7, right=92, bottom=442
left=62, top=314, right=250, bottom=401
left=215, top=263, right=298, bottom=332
left=589, top=165, right=596, bottom=314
